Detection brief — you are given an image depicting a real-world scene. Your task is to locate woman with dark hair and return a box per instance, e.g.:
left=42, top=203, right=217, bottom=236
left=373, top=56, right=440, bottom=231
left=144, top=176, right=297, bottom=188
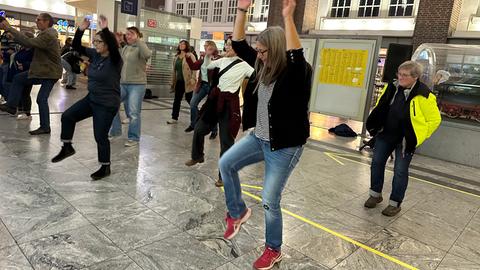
left=185, top=37, right=254, bottom=188
left=167, top=40, right=197, bottom=124
left=109, top=26, right=152, bottom=147
left=219, top=0, right=312, bottom=268
left=51, top=15, right=123, bottom=180
left=184, top=40, right=220, bottom=138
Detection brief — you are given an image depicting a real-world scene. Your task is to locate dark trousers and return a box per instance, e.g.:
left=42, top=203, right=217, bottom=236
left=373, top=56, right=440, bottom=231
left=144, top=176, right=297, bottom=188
left=6, top=71, right=56, bottom=129
left=61, top=96, right=118, bottom=164
left=0, top=63, right=8, bottom=98
left=19, top=85, right=33, bottom=114
left=370, top=136, right=413, bottom=207
left=192, top=106, right=234, bottom=162
left=172, top=80, right=193, bottom=120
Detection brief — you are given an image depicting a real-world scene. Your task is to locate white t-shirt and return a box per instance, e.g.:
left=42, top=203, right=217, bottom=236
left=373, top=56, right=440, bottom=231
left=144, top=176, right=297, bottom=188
left=207, top=56, right=255, bottom=93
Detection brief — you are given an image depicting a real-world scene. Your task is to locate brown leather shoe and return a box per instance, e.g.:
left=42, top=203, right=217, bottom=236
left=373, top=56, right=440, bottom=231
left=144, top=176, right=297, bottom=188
left=364, top=196, right=383, bottom=208
left=185, top=157, right=204, bottom=166
left=382, top=205, right=401, bottom=217
left=215, top=178, right=223, bottom=187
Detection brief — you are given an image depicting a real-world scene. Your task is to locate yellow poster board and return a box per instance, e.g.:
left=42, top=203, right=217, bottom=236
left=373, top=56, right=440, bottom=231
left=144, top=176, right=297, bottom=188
left=318, top=48, right=369, bottom=88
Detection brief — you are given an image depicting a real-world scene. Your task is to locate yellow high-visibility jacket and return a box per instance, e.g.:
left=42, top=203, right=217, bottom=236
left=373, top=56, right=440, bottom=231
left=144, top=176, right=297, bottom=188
left=366, top=80, right=441, bottom=153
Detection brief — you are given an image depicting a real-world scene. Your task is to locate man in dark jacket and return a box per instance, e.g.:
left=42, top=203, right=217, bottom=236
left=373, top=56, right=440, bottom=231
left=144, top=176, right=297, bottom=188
left=364, top=61, right=441, bottom=217
left=0, top=13, right=62, bottom=135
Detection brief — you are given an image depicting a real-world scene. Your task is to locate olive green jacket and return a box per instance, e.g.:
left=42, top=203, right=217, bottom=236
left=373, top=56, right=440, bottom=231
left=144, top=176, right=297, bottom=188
left=7, top=26, right=62, bottom=80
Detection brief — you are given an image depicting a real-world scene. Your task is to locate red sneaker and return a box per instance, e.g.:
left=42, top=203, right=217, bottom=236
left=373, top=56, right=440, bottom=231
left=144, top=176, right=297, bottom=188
left=253, top=246, right=283, bottom=270
left=223, top=208, right=252, bottom=240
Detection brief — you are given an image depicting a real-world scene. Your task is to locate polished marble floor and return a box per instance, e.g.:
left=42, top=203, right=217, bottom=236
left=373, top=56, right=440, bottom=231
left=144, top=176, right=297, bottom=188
left=1, top=79, right=480, bottom=270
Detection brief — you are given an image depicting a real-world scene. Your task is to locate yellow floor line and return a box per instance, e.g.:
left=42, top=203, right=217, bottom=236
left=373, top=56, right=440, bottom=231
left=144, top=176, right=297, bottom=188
left=324, top=152, right=345, bottom=166
left=328, top=152, right=480, bottom=200
left=240, top=183, right=264, bottom=190
left=240, top=189, right=418, bottom=270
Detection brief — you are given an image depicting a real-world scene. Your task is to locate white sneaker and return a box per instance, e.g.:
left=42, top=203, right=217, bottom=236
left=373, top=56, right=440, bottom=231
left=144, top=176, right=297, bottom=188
left=166, top=119, right=178, bottom=124
left=109, top=134, right=121, bottom=140
left=122, top=118, right=130, bottom=124
left=124, top=140, right=139, bottom=147
left=17, top=113, right=32, bottom=120
left=0, top=96, right=6, bottom=104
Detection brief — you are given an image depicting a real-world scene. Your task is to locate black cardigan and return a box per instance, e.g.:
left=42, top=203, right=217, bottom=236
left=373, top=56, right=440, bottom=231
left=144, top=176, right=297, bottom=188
left=232, top=40, right=312, bottom=151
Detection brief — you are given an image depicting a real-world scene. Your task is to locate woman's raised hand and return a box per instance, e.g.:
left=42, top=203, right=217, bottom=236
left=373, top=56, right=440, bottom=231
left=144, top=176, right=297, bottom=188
left=282, top=0, right=297, bottom=18
left=79, top=17, right=90, bottom=31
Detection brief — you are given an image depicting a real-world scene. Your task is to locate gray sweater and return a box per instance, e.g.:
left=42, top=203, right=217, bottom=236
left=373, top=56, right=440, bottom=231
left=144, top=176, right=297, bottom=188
left=120, top=40, right=152, bottom=84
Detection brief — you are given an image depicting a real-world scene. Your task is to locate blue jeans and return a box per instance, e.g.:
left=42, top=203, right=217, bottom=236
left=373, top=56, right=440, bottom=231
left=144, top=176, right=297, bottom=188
left=190, top=82, right=217, bottom=133
left=370, top=136, right=413, bottom=207
left=110, top=84, right=146, bottom=141
left=219, top=132, right=304, bottom=250
left=6, top=71, right=56, bottom=129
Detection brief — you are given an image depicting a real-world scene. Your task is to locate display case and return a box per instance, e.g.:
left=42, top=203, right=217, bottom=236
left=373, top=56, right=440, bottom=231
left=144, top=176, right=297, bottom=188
left=412, top=44, right=480, bottom=125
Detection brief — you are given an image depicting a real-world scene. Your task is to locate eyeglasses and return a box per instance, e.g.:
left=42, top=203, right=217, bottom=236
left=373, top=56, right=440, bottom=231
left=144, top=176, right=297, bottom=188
left=255, top=48, right=268, bottom=56
left=397, top=72, right=411, bottom=78
left=93, top=39, right=104, bottom=45
left=35, top=18, right=47, bottom=22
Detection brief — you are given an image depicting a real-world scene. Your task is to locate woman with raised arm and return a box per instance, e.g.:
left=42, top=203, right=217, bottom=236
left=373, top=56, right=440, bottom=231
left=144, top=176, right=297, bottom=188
left=51, top=16, right=123, bottom=180
left=218, top=0, right=313, bottom=269
left=109, top=26, right=152, bottom=147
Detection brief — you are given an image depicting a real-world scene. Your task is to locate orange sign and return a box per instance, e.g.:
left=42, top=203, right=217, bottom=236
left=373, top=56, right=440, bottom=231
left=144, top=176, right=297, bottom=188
left=212, top=32, right=224, bottom=40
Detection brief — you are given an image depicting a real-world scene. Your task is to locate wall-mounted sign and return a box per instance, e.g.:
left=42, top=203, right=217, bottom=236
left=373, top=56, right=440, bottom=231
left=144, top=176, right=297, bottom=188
left=212, top=32, right=224, bottom=40
left=147, top=19, right=157, bottom=28
left=121, top=0, right=138, bottom=16
left=6, top=17, right=20, bottom=26
left=85, top=15, right=97, bottom=30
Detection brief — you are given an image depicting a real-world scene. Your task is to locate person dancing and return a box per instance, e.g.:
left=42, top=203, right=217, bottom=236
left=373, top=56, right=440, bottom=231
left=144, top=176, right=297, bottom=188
left=219, top=0, right=313, bottom=269
left=51, top=15, right=122, bottom=180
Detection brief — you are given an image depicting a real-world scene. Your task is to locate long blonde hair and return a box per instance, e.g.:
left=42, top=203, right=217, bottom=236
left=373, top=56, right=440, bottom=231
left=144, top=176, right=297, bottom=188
left=254, top=27, right=287, bottom=87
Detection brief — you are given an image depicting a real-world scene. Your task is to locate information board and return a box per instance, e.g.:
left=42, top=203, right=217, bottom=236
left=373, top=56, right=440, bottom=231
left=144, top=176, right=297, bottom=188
left=309, top=39, right=379, bottom=121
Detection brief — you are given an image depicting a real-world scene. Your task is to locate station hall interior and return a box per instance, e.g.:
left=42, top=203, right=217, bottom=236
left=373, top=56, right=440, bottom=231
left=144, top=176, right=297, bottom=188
left=0, top=0, right=480, bottom=269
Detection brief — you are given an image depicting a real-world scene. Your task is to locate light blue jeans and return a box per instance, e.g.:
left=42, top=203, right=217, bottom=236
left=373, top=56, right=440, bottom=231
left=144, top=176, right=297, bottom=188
left=219, top=132, right=304, bottom=250
left=189, top=82, right=217, bottom=133
left=110, top=84, right=146, bottom=141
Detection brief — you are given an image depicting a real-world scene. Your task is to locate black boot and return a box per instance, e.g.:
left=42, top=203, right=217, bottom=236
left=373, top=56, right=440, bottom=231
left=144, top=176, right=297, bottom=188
left=51, top=143, right=76, bottom=163
left=91, top=165, right=111, bottom=180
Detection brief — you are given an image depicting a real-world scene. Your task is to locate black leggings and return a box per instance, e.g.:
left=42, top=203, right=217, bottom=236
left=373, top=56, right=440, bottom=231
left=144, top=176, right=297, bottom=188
left=172, top=80, right=192, bottom=120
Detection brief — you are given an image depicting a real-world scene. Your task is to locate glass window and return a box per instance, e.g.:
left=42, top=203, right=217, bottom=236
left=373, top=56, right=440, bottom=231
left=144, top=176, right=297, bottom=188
left=176, top=3, right=184, bottom=15
left=213, top=1, right=223, bottom=23
left=200, top=2, right=209, bottom=22
left=227, top=0, right=237, bottom=22
left=260, top=0, right=269, bottom=22
left=358, top=0, right=381, bottom=17
left=388, top=0, right=414, bottom=17
left=187, top=2, right=196, bottom=17
left=248, top=0, right=256, bottom=21
left=330, top=0, right=351, bottom=18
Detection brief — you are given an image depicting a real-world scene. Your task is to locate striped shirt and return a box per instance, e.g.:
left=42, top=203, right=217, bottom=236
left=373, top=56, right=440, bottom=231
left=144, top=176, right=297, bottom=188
left=254, top=82, right=276, bottom=141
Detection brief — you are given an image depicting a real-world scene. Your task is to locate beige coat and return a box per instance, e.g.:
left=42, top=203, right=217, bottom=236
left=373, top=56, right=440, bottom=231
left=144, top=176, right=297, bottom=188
left=172, top=54, right=197, bottom=93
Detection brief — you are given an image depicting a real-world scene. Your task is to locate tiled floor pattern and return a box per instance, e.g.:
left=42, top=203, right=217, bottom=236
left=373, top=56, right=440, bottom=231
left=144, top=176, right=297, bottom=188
left=0, top=80, right=480, bottom=269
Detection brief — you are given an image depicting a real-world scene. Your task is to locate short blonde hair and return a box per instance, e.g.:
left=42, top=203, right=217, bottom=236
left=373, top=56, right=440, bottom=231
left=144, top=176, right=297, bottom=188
left=398, top=60, right=424, bottom=78
left=204, top=40, right=217, bottom=50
